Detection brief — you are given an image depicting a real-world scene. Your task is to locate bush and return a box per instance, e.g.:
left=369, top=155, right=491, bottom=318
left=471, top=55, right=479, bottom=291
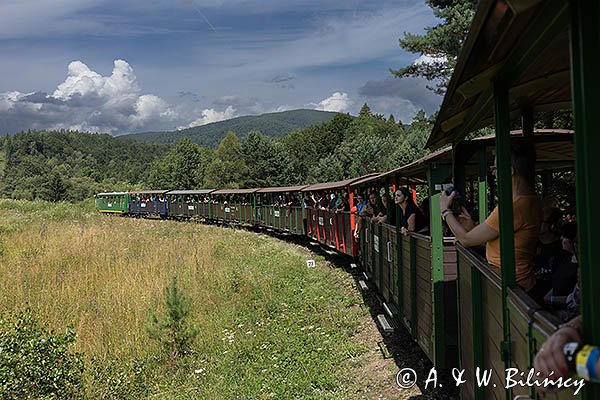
left=0, top=309, right=84, bottom=399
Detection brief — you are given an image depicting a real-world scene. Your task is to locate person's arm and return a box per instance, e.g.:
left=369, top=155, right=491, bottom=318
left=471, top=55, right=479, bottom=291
left=534, top=316, right=586, bottom=393
left=407, top=214, right=415, bottom=232
left=440, top=191, right=498, bottom=247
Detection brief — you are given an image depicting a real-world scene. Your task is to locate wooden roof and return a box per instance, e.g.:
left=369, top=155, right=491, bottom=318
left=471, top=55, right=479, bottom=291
left=166, top=189, right=215, bottom=195
left=377, top=147, right=453, bottom=181
left=427, top=0, right=571, bottom=149
left=96, top=192, right=128, bottom=196
left=301, top=173, right=380, bottom=192
left=460, top=129, right=575, bottom=163
left=256, top=185, right=308, bottom=193
left=211, top=188, right=260, bottom=195
left=128, top=190, right=169, bottom=195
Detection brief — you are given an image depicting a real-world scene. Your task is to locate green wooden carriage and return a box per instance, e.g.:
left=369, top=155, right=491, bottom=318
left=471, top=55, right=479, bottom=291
left=428, top=0, right=599, bottom=398
left=351, top=150, right=458, bottom=368
left=95, top=192, right=130, bottom=214
left=209, top=188, right=258, bottom=225
left=256, top=186, right=307, bottom=234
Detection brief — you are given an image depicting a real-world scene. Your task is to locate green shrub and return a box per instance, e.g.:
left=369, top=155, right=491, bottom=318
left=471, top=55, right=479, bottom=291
left=0, top=309, right=84, bottom=399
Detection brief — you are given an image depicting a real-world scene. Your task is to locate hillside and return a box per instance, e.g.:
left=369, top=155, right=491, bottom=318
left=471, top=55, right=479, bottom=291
left=0, top=130, right=168, bottom=201
left=120, top=109, right=339, bottom=147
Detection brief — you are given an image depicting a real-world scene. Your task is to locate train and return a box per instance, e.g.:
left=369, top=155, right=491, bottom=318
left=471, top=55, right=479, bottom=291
left=96, top=1, right=600, bottom=399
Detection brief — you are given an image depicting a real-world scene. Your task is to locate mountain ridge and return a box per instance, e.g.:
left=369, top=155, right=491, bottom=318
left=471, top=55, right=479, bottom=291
left=120, top=109, right=340, bottom=147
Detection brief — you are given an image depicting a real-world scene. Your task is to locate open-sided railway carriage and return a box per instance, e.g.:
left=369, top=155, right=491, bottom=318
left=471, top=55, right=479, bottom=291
left=208, top=188, right=258, bottom=225
left=427, top=0, right=599, bottom=398
left=128, top=190, right=169, bottom=217
left=256, top=186, right=307, bottom=234
left=95, top=192, right=130, bottom=214
left=352, top=149, right=459, bottom=368
left=165, top=189, right=214, bottom=220
left=301, top=174, right=378, bottom=257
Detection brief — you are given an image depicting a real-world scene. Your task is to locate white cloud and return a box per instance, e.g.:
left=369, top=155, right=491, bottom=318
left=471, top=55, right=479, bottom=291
left=53, top=60, right=138, bottom=102
left=313, top=92, right=352, bottom=112
left=0, top=59, right=250, bottom=135
left=182, top=105, right=236, bottom=129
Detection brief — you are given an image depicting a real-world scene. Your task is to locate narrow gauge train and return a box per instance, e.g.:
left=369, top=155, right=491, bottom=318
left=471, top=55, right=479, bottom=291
left=97, top=1, right=600, bottom=399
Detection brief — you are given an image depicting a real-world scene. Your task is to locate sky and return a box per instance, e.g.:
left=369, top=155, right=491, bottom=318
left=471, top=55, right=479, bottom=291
left=0, top=0, right=442, bottom=136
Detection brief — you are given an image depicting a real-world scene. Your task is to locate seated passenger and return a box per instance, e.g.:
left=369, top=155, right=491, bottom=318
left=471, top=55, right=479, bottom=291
left=335, top=193, right=349, bottom=212
left=533, top=206, right=563, bottom=293
left=544, top=222, right=578, bottom=304
left=373, top=193, right=395, bottom=225
left=440, top=140, right=543, bottom=296
left=303, top=193, right=314, bottom=207
left=328, top=192, right=337, bottom=211
left=395, top=187, right=427, bottom=235
left=353, top=191, right=379, bottom=239
left=354, top=194, right=367, bottom=214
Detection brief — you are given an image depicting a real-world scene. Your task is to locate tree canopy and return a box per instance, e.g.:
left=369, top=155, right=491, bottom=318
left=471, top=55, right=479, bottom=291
left=391, top=0, right=477, bottom=94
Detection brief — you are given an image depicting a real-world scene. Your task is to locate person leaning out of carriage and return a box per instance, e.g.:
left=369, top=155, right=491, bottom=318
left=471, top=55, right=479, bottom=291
left=394, top=187, right=427, bottom=235
left=439, top=140, right=546, bottom=300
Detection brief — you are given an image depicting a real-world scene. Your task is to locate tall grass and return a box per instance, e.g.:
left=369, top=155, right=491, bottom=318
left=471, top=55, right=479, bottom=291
left=0, top=202, right=371, bottom=399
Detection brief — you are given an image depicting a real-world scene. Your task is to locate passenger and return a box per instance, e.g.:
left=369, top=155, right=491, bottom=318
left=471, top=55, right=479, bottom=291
left=354, top=194, right=367, bottom=214
left=544, top=222, right=578, bottom=304
left=532, top=315, right=599, bottom=395
left=395, top=187, right=427, bottom=235
left=335, top=193, right=349, bottom=212
left=303, top=193, right=314, bottom=207
left=419, top=197, right=430, bottom=224
left=373, top=193, right=394, bottom=225
left=533, top=206, right=563, bottom=293
left=328, top=192, right=337, bottom=211
left=440, top=140, right=543, bottom=296
left=354, top=191, right=379, bottom=239
left=319, top=193, right=328, bottom=210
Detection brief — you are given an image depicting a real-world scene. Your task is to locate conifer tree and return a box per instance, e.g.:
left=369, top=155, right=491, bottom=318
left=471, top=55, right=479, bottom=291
left=147, top=277, right=198, bottom=364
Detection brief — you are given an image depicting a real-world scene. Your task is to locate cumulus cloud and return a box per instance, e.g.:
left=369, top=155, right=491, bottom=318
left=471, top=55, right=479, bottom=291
left=312, top=92, right=352, bottom=112
left=182, top=106, right=236, bottom=129
left=0, top=59, right=243, bottom=135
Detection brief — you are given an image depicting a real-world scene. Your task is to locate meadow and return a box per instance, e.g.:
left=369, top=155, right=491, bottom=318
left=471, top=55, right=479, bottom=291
left=0, top=200, right=410, bottom=399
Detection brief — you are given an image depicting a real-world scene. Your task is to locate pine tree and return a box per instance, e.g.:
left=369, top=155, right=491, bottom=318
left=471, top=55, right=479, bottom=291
left=146, top=277, right=199, bottom=364
left=391, top=0, right=477, bottom=94
left=359, top=103, right=372, bottom=119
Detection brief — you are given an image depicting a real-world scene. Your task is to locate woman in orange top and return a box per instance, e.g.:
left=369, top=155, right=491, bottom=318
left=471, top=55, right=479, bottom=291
left=440, top=141, right=543, bottom=295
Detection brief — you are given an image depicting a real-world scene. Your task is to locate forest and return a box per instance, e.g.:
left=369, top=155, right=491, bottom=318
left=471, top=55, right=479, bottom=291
left=0, top=105, right=431, bottom=201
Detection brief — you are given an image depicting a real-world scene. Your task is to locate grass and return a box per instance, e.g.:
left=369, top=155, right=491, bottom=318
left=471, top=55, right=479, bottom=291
left=0, top=200, right=375, bottom=399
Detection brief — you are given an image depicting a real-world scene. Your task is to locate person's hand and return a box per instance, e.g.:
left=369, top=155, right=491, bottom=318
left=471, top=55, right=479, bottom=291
left=457, top=206, right=475, bottom=231
left=439, top=190, right=455, bottom=211
left=400, top=227, right=408, bottom=236
left=533, top=325, right=582, bottom=394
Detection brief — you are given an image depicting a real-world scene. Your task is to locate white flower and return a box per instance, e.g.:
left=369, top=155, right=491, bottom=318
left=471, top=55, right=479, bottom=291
left=195, top=368, right=204, bottom=374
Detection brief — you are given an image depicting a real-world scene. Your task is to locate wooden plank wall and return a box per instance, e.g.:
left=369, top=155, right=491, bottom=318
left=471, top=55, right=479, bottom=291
left=414, top=236, right=433, bottom=359
left=401, top=235, right=412, bottom=328
left=458, top=251, right=475, bottom=400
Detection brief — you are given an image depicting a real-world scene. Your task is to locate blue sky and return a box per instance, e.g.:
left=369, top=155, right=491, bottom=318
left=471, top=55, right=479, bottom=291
left=0, top=0, right=442, bottom=135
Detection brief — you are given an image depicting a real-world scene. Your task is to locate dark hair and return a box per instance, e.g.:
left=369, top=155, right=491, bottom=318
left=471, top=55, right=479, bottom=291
left=510, top=140, right=536, bottom=186
left=561, top=221, right=578, bottom=241
left=398, top=187, right=410, bottom=197
left=545, top=207, right=562, bottom=234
